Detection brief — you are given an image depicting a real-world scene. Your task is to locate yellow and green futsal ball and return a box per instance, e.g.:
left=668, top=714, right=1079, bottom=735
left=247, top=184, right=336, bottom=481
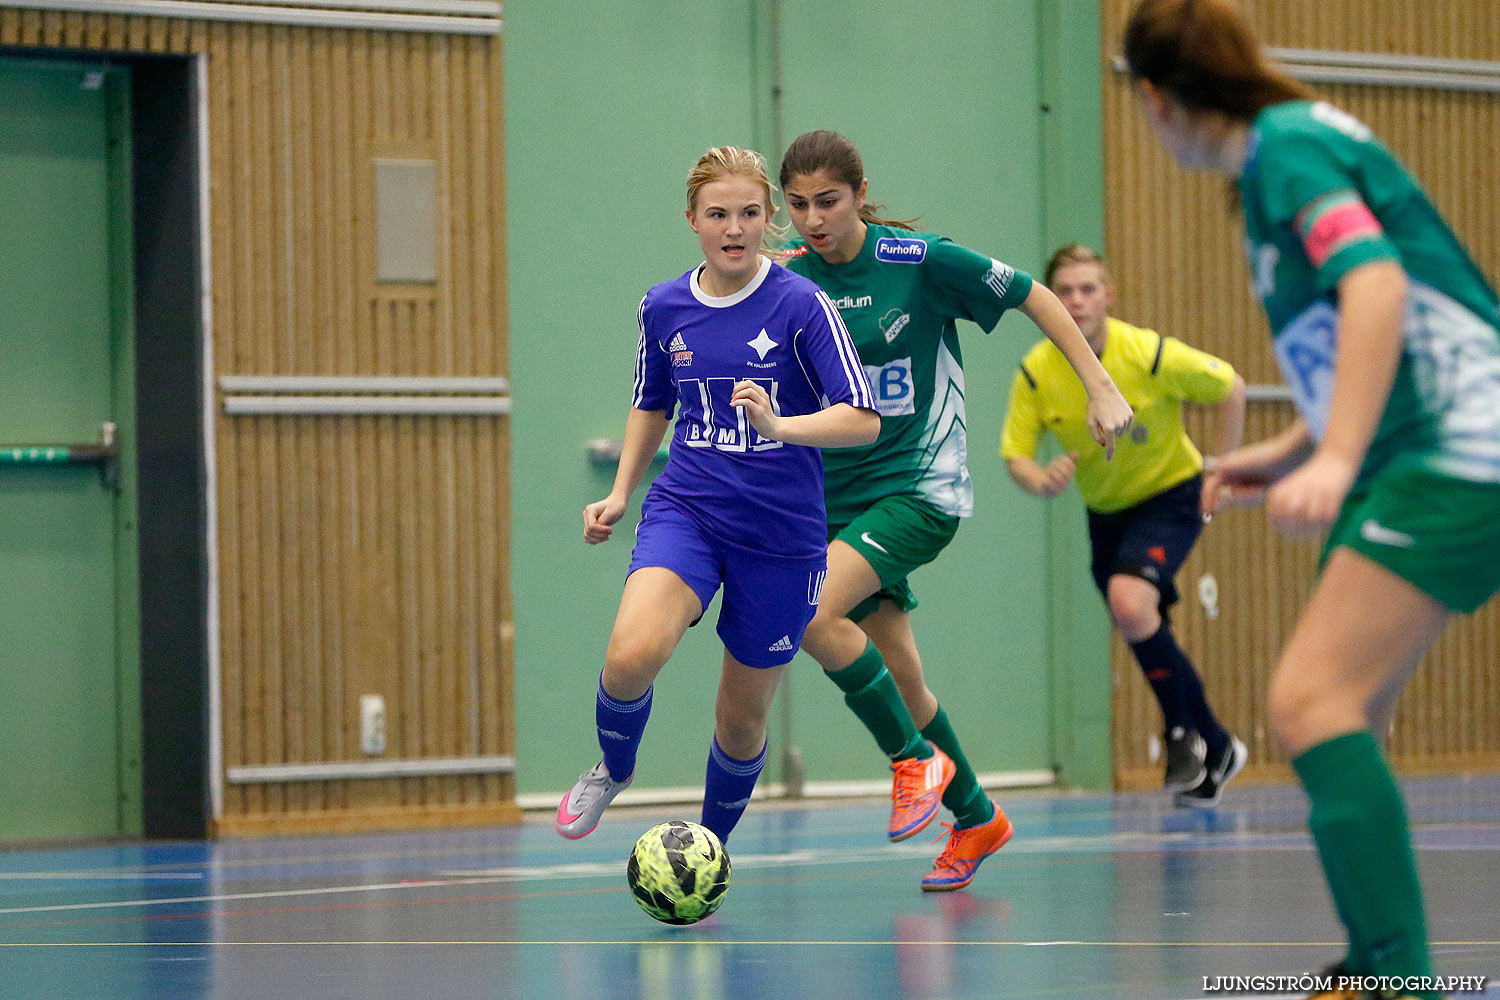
left=626, top=820, right=731, bottom=925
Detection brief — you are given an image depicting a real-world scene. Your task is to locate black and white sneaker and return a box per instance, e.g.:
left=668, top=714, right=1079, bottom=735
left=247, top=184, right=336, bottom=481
left=1163, top=726, right=1207, bottom=791
left=1175, top=735, right=1247, bottom=809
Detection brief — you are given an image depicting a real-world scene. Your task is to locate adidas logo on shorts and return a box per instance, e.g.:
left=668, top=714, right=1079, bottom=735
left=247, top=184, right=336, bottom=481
left=768, top=635, right=794, bottom=652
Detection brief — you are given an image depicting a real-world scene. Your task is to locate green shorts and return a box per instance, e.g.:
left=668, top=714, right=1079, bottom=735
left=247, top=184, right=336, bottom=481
left=828, top=494, right=960, bottom=623
left=1325, top=460, right=1500, bottom=613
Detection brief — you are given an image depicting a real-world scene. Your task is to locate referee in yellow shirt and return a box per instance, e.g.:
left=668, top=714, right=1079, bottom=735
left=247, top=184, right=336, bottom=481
left=1001, top=244, right=1248, bottom=807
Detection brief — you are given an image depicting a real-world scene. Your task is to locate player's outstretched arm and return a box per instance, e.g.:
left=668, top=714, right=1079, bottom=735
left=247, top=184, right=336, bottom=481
left=731, top=380, right=879, bottom=447
left=583, top=407, right=670, bottom=544
left=1017, top=282, right=1133, bottom=458
left=1207, top=417, right=1315, bottom=511
left=1263, top=261, right=1407, bottom=536
left=1200, top=372, right=1247, bottom=519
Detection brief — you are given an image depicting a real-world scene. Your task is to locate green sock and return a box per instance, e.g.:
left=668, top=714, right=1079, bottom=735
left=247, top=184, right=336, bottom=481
left=921, top=706, right=991, bottom=827
left=825, top=641, right=927, bottom=761
left=1292, top=731, right=1437, bottom=998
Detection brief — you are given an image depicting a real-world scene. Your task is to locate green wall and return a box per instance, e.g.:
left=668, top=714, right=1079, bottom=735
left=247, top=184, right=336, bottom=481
left=505, top=0, right=1110, bottom=795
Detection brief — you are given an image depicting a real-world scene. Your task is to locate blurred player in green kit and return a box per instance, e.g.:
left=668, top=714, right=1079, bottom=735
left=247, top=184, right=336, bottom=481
left=1125, top=1, right=1500, bottom=995
left=778, top=130, right=1134, bottom=891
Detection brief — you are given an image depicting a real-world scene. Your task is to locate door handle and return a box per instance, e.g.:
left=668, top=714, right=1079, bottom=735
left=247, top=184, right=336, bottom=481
left=0, top=422, right=119, bottom=488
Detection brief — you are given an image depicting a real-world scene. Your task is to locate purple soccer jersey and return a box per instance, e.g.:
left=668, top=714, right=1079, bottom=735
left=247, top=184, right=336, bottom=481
left=633, top=256, right=875, bottom=561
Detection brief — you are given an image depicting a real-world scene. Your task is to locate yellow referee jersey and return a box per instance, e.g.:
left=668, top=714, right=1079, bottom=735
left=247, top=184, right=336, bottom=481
left=1000, top=317, right=1237, bottom=513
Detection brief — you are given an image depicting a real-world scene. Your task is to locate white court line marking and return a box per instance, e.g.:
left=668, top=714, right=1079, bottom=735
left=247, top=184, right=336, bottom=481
left=0, top=873, right=204, bottom=881
left=6, top=818, right=1487, bottom=878
left=0, top=848, right=904, bottom=916
left=2, top=826, right=1493, bottom=918
left=438, top=850, right=832, bottom=879
left=432, top=829, right=1327, bottom=878
left=3, top=940, right=1496, bottom=958
left=0, top=940, right=1356, bottom=948
left=0, top=877, right=503, bottom=916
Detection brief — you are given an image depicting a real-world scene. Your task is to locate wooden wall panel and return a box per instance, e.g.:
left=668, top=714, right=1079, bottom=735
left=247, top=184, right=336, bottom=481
left=0, top=7, right=514, bottom=833
left=1101, top=0, right=1500, bottom=788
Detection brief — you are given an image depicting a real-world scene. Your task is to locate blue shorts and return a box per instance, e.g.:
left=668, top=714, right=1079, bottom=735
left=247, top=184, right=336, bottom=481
left=629, top=496, right=825, bottom=668
left=1086, top=474, right=1203, bottom=610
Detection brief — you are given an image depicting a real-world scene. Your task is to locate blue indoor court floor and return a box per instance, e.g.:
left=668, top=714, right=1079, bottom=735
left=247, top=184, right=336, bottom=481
left=1, top=774, right=1496, bottom=1000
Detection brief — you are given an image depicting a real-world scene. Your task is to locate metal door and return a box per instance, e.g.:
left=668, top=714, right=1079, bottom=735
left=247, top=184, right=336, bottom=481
left=0, top=57, right=139, bottom=840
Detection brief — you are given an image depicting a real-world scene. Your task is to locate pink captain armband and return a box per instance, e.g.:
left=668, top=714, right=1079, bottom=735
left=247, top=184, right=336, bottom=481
left=1297, top=192, right=1384, bottom=269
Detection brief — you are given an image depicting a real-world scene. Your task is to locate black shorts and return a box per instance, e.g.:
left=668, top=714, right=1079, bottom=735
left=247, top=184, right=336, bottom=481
left=1086, top=474, right=1203, bottom=610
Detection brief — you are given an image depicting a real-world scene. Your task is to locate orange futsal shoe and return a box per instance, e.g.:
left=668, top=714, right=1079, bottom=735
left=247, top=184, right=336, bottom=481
left=888, top=744, right=955, bottom=842
left=1301, top=962, right=1423, bottom=999
left=921, top=802, right=1014, bottom=891
left=1305, top=986, right=1362, bottom=1000
left=1307, top=986, right=1421, bottom=1000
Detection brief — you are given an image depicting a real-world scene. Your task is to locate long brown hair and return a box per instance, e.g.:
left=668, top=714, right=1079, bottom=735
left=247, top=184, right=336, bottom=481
left=778, top=130, right=918, bottom=231
left=1122, top=0, right=1315, bottom=120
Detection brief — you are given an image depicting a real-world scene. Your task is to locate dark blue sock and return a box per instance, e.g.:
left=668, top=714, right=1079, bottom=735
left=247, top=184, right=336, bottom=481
left=596, top=678, right=652, bottom=782
left=1130, top=622, right=1228, bottom=755
left=701, top=736, right=766, bottom=844
left=1177, top=658, right=1229, bottom=757
left=1128, top=623, right=1191, bottom=731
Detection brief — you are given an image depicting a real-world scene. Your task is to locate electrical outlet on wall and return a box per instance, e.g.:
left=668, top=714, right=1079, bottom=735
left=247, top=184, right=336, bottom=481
left=359, top=694, right=387, bottom=756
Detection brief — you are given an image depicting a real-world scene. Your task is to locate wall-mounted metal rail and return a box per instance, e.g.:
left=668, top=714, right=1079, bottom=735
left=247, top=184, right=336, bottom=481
left=220, top=374, right=511, bottom=416
left=0, top=0, right=501, bottom=35
left=228, top=754, right=516, bottom=784
left=224, top=395, right=511, bottom=415
left=1245, top=384, right=1293, bottom=403
left=220, top=375, right=509, bottom=395
left=1113, top=48, right=1500, bottom=94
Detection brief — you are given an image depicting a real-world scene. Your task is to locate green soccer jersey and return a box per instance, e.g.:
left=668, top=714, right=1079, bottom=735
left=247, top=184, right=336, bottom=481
left=783, top=224, right=1033, bottom=522
left=1239, top=100, right=1500, bottom=485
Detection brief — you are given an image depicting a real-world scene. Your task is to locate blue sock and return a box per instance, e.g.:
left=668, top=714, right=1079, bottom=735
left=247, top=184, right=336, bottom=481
left=596, top=678, right=652, bottom=782
left=1130, top=622, right=1229, bottom=755
left=701, top=736, right=766, bottom=844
